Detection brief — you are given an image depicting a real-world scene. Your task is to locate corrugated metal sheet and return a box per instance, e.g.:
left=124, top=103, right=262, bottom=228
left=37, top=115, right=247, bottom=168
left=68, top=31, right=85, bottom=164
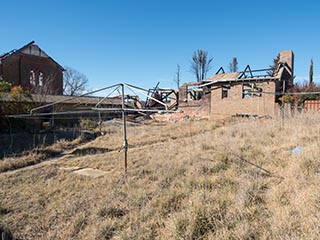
left=205, top=72, right=241, bottom=82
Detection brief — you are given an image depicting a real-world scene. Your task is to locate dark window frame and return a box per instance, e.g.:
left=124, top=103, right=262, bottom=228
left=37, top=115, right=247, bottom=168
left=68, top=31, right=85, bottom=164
left=221, top=84, right=230, bottom=99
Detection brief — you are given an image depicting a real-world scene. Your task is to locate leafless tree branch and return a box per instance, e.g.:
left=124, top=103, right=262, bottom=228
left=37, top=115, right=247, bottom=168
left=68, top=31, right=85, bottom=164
left=191, top=50, right=213, bottom=82
left=63, top=67, right=88, bottom=96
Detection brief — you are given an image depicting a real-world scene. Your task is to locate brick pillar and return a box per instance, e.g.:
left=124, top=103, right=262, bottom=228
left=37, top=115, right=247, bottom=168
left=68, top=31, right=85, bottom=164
left=279, top=50, right=294, bottom=75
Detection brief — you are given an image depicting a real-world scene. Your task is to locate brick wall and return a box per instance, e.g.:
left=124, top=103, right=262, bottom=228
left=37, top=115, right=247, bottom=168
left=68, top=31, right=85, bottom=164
left=179, top=93, right=211, bottom=118
left=210, top=81, right=277, bottom=119
left=279, top=50, right=294, bottom=75
left=2, top=53, right=63, bottom=95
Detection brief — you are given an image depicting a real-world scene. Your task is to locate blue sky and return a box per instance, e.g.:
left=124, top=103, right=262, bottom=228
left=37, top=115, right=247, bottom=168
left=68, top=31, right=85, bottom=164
left=1, top=0, right=320, bottom=91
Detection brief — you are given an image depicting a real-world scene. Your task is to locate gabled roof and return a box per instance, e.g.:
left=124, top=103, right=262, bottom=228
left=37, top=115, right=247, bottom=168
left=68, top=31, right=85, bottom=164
left=0, top=41, right=64, bottom=70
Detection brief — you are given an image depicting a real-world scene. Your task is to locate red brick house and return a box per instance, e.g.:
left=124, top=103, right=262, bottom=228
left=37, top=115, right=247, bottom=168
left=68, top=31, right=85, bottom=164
left=178, top=50, right=294, bottom=119
left=0, top=41, right=64, bottom=95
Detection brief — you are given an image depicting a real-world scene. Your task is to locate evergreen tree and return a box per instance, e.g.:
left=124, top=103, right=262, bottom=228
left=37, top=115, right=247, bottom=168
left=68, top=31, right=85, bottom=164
left=268, top=53, right=280, bottom=76
left=309, top=58, right=314, bottom=85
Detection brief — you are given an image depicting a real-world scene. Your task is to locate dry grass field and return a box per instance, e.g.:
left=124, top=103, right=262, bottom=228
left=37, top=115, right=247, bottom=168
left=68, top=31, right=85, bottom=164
left=1, top=113, right=320, bottom=239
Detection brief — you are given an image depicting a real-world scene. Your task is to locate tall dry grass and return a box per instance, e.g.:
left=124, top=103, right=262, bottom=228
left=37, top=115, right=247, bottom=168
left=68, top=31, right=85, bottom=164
left=1, top=113, right=320, bottom=239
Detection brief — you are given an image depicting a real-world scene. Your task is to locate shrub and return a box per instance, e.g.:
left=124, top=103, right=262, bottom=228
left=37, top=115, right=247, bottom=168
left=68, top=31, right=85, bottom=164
left=80, top=118, right=98, bottom=130
left=0, top=80, right=11, bottom=92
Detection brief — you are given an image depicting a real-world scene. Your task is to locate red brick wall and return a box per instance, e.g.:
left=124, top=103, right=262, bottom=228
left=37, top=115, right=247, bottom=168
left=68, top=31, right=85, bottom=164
left=2, top=53, right=63, bottom=95
left=2, top=55, right=20, bottom=86
left=210, top=81, right=277, bottom=119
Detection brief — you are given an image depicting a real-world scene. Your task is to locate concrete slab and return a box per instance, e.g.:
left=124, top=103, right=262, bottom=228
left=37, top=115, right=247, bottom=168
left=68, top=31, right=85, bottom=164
left=73, top=168, right=107, bottom=178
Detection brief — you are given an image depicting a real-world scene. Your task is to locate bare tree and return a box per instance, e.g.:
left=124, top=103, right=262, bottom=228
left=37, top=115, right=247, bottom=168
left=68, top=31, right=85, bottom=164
left=191, top=50, right=213, bottom=82
left=174, top=64, right=181, bottom=89
left=28, top=72, right=60, bottom=106
left=63, top=67, right=88, bottom=96
left=228, top=57, right=238, bottom=72
left=30, top=73, right=56, bottom=95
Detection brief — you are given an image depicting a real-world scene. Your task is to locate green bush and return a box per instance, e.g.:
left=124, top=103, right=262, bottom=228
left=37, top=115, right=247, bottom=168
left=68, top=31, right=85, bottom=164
left=0, top=80, right=11, bottom=92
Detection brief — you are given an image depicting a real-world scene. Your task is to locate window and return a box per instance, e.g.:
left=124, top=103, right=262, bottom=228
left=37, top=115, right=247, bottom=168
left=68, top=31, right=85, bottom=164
left=29, top=69, right=36, bottom=86
left=221, top=85, right=230, bottom=99
left=188, top=89, right=203, bottom=100
left=242, top=83, right=262, bottom=98
left=29, top=69, right=45, bottom=87
left=222, top=89, right=228, bottom=99
left=39, top=72, right=44, bottom=86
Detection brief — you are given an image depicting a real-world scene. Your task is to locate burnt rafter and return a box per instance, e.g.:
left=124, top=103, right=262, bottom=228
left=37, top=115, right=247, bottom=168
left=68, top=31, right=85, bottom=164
left=146, top=88, right=178, bottom=110
left=238, top=65, right=253, bottom=79
left=237, top=67, right=276, bottom=81
left=215, top=67, right=225, bottom=74
left=145, top=82, right=160, bottom=107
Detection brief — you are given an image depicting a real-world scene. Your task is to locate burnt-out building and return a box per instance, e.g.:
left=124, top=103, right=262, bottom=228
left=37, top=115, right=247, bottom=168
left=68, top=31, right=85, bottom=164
left=0, top=41, right=64, bottom=95
left=178, top=50, right=294, bottom=119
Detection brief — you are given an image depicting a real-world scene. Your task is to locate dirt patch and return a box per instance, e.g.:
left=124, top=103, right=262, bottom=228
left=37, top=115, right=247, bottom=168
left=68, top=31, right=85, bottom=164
left=73, top=168, right=108, bottom=178
left=59, top=166, right=82, bottom=171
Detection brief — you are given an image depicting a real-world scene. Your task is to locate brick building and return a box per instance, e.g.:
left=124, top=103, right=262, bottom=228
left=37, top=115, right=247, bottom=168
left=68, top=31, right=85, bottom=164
left=0, top=41, right=64, bottom=95
left=178, top=50, right=294, bottom=119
